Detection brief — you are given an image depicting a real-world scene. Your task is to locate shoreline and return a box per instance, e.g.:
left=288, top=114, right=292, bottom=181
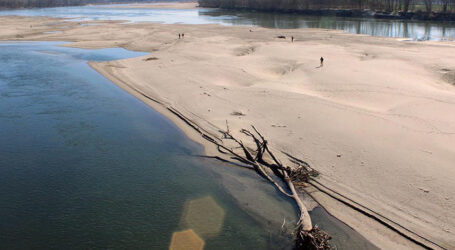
left=1, top=11, right=454, bottom=249
left=88, top=61, right=220, bottom=156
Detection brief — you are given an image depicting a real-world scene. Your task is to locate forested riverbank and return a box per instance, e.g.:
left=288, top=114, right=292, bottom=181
left=198, top=0, right=455, bottom=20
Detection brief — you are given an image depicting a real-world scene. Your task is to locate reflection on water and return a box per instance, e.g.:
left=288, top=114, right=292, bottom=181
left=180, top=196, right=225, bottom=239
left=199, top=9, right=455, bottom=41
left=0, top=4, right=454, bottom=40
left=170, top=196, right=225, bottom=250
left=170, top=229, right=205, bottom=250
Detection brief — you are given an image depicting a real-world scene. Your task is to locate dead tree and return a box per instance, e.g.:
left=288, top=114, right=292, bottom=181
left=202, top=123, right=331, bottom=250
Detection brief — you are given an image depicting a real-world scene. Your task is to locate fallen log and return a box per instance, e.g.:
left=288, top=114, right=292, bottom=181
left=202, top=123, right=331, bottom=249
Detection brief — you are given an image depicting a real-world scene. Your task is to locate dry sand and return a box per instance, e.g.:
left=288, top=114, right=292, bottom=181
left=1, top=7, right=455, bottom=249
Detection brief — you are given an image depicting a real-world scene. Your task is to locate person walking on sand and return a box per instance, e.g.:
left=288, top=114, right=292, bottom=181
left=320, top=57, right=324, bottom=67
left=182, top=33, right=185, bottom=38
left=178, top=33, right=181, bottom=39
left=291, top=36, right=294, bottom=43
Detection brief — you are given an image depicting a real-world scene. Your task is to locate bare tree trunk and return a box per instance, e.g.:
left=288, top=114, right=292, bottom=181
left=424, top=0, right=432, bottom=14
left=403, top=0, right=410, bottom=14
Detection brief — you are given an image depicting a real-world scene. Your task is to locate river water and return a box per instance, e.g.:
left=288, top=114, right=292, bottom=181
left=0, top=4, right=454, bottom=40
left=0, top=42, right=299, bottom=249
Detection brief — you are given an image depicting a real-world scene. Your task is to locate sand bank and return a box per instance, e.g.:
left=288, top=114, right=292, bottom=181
left=1, top=13, right=454, bottom=249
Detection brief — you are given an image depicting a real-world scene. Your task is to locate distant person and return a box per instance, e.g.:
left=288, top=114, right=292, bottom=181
left=182, top=33, right=184, bottom=38
left=320, top=57, right=324, bottom=67
left=291, top=36, right=294, bottom=42
left=178, top=33, right=181, bottom=39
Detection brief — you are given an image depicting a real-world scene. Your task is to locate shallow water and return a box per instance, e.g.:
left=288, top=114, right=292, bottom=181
left=0, top=42, right=297, bottom=249
left=0, top=4, right=454, bottom=40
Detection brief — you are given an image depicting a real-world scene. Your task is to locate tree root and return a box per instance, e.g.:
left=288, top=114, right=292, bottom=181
left=296, top=226, right=332, bottom=250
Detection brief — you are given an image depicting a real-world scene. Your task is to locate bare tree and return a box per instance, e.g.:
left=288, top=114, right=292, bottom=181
left=423, top=0, right=432, bottom=13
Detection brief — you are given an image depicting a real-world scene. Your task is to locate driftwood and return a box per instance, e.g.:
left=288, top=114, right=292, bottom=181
left=199, top=123, right=441, bottom=249
left=112, top=54, right=441, bottom=249
left=203, top=123, right=331, bottom=249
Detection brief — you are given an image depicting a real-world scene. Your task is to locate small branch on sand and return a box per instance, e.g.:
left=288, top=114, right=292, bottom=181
left=144, top=56, right=159, bottom=61
left=200, top=121, right=331, bottom=249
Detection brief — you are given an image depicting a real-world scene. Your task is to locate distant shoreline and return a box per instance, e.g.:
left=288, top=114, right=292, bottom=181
left=198, top=5, right=455, bottom=22
left=2, top=0, right=455, bottom=22
left=0, top=1, right=190, bottom=10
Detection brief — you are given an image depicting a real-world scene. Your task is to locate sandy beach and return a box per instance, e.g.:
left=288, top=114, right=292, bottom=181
left=1, top=4, right=454, bottom=249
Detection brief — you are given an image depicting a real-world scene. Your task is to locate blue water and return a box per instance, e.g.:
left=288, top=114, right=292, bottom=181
left=0, top=4, right=229, bottom=24
left=0, top=4, right=454, bottom=40
left=0, top=42, right=297, bottom=249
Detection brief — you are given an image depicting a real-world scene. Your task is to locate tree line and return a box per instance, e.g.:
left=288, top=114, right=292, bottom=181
left=0, top=0, right=171, bottom=9
left=198, top=0, right=455, bottom=15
